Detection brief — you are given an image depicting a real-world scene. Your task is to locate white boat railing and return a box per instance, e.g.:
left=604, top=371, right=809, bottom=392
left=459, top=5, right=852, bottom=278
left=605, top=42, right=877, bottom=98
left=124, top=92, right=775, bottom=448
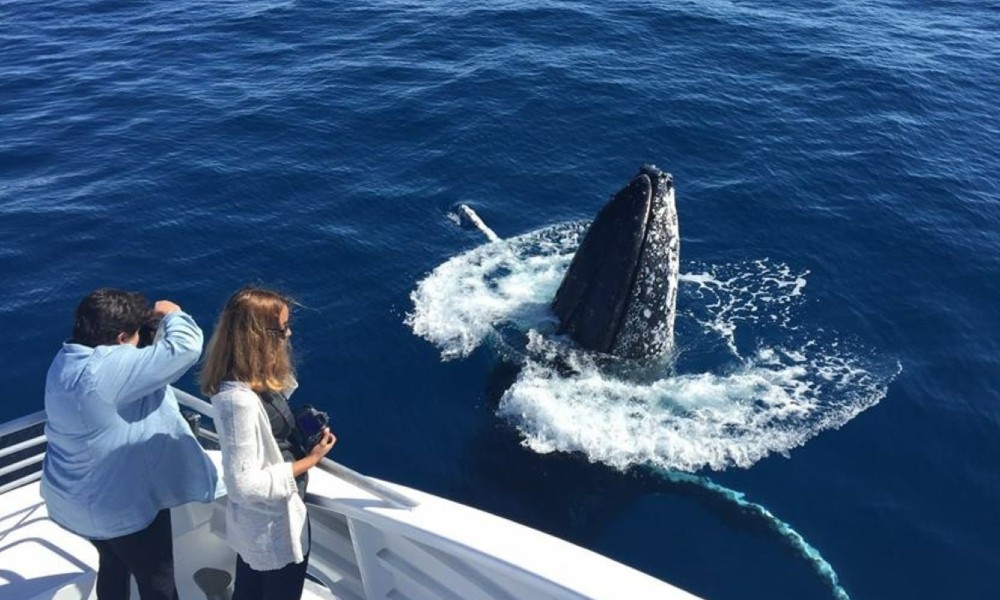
left=0, top=409, right=47, bottom=494
left=0, top=388, right=418, bottom=510
left=169, top=387, right=420, bottom=511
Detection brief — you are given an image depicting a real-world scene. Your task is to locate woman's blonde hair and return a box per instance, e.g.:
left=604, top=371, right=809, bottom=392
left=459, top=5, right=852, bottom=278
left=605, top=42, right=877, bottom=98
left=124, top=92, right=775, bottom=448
left=200, top=286, right=296, bottom=396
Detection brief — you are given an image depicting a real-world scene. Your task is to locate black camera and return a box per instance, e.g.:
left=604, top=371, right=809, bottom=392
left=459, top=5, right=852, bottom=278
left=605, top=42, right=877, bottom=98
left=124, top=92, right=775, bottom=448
left=137, top=315, right=162, bottom=348
left=294, top=405, right=330, bottom=452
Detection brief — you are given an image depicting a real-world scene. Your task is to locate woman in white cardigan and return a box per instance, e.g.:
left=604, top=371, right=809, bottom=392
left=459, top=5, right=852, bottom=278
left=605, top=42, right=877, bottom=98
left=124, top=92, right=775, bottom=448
left=200, top=286, right=336, bottom=600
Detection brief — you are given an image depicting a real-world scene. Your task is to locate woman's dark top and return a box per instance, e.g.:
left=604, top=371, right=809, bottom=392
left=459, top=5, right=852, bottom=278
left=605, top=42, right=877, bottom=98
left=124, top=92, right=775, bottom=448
left=258, top=390, right=308, bottom=500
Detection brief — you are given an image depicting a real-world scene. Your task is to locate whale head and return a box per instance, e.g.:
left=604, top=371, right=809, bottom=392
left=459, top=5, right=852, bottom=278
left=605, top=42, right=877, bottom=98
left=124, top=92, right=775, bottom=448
left=551, top=164, right=679, bottom=360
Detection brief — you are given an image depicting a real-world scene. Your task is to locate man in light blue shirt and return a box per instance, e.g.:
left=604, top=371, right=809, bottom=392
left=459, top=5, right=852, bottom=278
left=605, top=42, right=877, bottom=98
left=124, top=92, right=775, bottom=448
left=41, top=288, right=221, bottom=600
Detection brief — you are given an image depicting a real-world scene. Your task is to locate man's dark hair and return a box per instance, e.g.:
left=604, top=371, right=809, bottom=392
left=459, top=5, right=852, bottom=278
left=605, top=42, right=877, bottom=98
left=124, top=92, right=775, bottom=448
left=72, top=288, right=151, bottom=347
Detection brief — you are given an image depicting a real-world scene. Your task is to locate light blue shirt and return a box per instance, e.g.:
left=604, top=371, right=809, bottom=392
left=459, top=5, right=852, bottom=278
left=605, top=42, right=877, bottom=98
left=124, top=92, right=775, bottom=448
left=40, top=311, right=222, bottom=540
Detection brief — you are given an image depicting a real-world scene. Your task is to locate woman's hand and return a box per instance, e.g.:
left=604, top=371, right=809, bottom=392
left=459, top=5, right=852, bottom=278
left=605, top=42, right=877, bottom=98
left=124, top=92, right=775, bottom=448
left=309, top=428, right=336, bottom=463
left=292, top=428, right=337, bottom=477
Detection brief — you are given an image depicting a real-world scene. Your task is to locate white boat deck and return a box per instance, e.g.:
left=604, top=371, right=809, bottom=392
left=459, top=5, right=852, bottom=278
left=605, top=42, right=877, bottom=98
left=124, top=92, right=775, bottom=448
left=0, top=482, right=96, bottom=600
left=0, top=476, right=333, bottom=600
left=0, top=391, right=704, bottom=600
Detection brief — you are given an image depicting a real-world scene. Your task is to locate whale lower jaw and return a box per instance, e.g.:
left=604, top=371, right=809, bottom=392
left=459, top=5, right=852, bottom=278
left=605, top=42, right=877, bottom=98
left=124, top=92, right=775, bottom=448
left=551, top=165, right=679, bottom=360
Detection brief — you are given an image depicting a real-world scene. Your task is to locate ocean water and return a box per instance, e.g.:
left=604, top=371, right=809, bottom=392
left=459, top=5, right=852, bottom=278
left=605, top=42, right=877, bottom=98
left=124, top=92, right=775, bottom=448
left=2, top=1, right=998, bottom=599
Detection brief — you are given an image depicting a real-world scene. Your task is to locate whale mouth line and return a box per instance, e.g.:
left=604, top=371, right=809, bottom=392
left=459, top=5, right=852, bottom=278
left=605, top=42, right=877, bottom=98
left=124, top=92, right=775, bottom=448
left=559, top=174, right=653, bottom=350
left=551, top=164, right=678, bottom=359
left=617, top=174, right=656, bottom=342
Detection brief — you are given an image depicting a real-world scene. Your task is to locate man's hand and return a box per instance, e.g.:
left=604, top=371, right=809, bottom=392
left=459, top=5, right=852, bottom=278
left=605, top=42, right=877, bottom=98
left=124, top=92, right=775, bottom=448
left=153, top=300, right=182, bottom=316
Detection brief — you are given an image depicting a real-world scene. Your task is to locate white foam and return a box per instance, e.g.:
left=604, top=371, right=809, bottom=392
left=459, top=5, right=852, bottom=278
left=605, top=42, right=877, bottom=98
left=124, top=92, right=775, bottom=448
left=498, top=331, right=894, bottom=471
left=405, top=223, right=582, bottom=359
left=407, top=223, right=899, bottom=471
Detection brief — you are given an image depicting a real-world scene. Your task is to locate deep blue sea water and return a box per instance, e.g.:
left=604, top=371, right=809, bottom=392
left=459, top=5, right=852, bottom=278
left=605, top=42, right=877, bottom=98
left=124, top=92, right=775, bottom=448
left=2, top=1, right=999, bottom=599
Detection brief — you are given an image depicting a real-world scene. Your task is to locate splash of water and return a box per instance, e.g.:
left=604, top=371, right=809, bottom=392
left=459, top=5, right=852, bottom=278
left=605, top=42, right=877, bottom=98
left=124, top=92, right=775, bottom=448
left=406, top=222, right=580, bottom=360
left=407, top=222, right=897, bottom=472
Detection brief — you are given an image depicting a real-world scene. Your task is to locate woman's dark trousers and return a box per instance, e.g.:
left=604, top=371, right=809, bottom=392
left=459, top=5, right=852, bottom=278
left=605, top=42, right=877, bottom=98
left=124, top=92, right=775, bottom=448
left=232, top=552, right=309, bottom=600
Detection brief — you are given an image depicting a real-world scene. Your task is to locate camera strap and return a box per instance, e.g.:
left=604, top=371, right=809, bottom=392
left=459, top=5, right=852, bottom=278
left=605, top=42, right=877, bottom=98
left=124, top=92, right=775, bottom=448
left=258, top=391, right=308, bottom=460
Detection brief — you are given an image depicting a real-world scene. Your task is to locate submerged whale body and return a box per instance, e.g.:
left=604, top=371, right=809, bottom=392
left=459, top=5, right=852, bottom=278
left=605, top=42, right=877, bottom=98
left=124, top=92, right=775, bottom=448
left=551, top=164, right=679, bottom=360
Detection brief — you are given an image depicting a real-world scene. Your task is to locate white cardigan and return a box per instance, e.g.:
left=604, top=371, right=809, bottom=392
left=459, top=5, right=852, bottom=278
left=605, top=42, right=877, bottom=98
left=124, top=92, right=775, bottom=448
left=212, top=381, right=308, bottom=571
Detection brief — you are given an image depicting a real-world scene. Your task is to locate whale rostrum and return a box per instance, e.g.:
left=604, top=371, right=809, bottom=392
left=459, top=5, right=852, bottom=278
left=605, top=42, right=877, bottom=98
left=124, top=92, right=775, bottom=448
left=551, top=164, right=679, bottom=360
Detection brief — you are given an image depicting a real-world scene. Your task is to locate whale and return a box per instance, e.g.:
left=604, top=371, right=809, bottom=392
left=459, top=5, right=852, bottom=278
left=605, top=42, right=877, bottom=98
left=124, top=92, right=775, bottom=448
left=443, top=173, right=851, bottom=600
left=551, top=164, right=679, bottom=360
